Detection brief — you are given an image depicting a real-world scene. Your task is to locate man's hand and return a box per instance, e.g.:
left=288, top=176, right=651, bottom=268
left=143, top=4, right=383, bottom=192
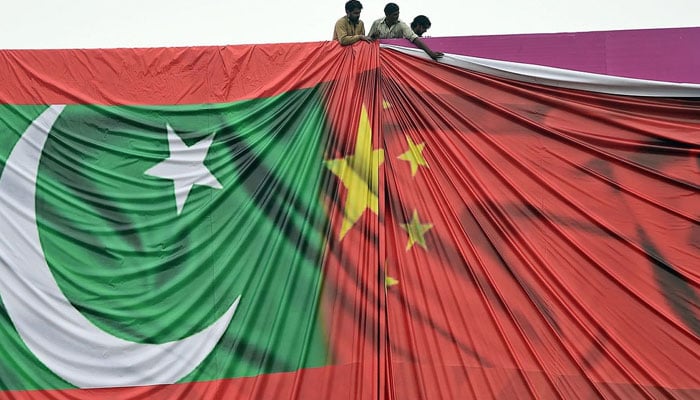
left=414, top=38, right=443, bottom=61
left=428, top=51, right=444, bottom=61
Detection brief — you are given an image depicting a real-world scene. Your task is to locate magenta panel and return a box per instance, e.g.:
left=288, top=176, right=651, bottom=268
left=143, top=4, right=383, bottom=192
left=383, top=27, right=700, bottom=84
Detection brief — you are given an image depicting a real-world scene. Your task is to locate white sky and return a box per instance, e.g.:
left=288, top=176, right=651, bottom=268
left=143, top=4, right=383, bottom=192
left=2, top=0, right=699, bottom=49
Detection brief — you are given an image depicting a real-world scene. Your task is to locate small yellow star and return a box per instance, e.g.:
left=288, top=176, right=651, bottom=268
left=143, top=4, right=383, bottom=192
left=325, top=106, right=385, bottom=239
left=397, top=136, right=428, bottom=177
left=385, top=276, right=399, bottom=287
left=400, top=210, right=433, bottom=251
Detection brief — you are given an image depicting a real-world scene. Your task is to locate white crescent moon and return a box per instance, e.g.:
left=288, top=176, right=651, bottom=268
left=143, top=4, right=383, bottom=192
left=0, top=105, right=240, bottom=388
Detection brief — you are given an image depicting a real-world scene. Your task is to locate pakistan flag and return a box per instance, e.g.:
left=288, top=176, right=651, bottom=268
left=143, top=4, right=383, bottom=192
left=0, top=86, right=332, bottom=391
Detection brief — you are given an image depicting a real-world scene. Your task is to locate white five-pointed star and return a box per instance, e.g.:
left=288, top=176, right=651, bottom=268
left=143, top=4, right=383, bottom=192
left=145, top=124, right=222, bottom=215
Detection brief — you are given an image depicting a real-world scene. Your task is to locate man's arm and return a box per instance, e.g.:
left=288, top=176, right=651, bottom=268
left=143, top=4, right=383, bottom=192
left=400, top=23, right=443, bottom=60
left=413, top=37, right=444, bottom=60
left=368, top=20, right=380, bottom=40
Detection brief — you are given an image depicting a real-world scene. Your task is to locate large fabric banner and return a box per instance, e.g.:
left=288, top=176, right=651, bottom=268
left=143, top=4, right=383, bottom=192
left=0, top=42, right=698, bottom=399
left=379, top=49, right=700, bottom=399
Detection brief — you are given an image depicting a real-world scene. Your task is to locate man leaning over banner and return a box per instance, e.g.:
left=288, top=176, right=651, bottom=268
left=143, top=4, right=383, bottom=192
left=410, top=15, right=433, bottom=37
left=333, top=0, right=373, bottom=45
left=368, top=3, right=443, bottom=60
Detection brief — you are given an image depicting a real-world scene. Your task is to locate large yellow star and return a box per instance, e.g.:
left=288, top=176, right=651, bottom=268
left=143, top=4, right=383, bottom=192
left=325, top=106, right=385, bottom=239
left=397, top=136, right=428, bottom=177
left=400, top=210, right=433, bottom=251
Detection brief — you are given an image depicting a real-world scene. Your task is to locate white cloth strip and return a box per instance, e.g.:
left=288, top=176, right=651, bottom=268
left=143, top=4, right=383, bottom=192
left=381, top=44, right=700, bottom=98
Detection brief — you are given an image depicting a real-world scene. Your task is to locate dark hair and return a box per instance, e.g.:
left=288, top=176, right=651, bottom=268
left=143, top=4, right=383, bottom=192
left=384, top=3, right=399, bottom=15
left=345, top=0, right=363, bottom=12
left=411, top=15, right=431, bottom=29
